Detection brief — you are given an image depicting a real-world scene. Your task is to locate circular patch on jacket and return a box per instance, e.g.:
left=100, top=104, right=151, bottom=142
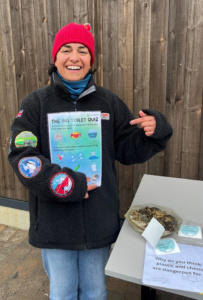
left=49, top=172, right=74, bottom=197
left=15, top=131, right=37, bottom=148
left=18, top=157, right=42, bottom=178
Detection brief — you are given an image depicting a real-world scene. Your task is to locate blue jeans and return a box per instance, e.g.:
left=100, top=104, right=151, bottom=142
left=41, top=246, right=110, bottom=300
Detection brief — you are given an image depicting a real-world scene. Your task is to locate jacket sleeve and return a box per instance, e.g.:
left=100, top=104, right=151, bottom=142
left=113, top=97, right=173, bottom=165
left=8, top=95, right=87, bottom=203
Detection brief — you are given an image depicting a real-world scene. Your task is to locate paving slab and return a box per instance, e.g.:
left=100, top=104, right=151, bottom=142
left=0, top=227, right=16, bottom=242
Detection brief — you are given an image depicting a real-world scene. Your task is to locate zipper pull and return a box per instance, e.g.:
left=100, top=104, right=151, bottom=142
left=73, top=101, right=77, bottom=111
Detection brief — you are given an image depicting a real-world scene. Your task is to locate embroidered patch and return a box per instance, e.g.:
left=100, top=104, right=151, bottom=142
left=101, top=113, right=110, bottom=120
left=15, top=131, right=37, bottom=148
left=16, top=110, right=24, bottom=118
left=18, top=157, right=42, bottom=178
left=50, top=172, right=74, bottom=197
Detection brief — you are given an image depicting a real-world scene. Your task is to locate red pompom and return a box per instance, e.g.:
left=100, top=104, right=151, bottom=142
left=84, top=23, right=92, bottom=32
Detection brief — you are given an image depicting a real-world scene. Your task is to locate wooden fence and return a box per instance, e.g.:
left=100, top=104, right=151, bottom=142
left=0, top=0, right=203, bottom=216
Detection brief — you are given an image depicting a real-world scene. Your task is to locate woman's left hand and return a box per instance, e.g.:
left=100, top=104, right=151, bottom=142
left=84, top=183, right=98, bottom=199
left=130, top=110, right=156, bottom=136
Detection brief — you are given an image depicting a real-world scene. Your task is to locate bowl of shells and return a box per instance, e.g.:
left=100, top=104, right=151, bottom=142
left=125, top=204, right=182, bottom=237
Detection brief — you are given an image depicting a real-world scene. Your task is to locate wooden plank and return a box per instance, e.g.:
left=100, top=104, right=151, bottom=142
left=181, top=0, right=203, bottom=179
left=166, top=0, right=188, bottom=105
left=102, top=0, right=118, bottom=94
left=0, top=1, right=19, bottom=119
left=165, top=101, right=183, bottom=177
left=73, top=0, right=88, bottom=24
left=0, top=7, right=7, bottom=198
left=148, top=0, right=169, bottom=176
left=117, top=0, right=135, bottom=217
left=0, top=88, right=13, bottom=200
left=33, top=0, right=49, bottom=89
left=88, top=0, right=103, bottom=86
left=165, top=0, right=188, bottom=178
left=101, top=0, right=120, bottom=198
left=132, top=0, right=151, bottom=194
left=59, top=0, right=74, bottom=27
left=46, top=0, right=60, bottom=64
left=21, top=0, right=38, bottom=93
left=133, top=0, right=151, bottom=110
left=9, top=0, right=27, bottom=105
left=149, top=0, right=169, bottom=112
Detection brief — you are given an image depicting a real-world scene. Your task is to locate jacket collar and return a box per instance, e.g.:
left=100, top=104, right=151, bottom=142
left=51, top=72, right=96, bottom=100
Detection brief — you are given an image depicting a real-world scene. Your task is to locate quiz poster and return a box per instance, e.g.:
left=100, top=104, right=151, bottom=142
left=48, top=111, right=102, bottom=186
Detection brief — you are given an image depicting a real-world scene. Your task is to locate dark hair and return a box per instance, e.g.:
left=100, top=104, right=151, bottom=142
left=48, top=64, right=57, bottom=77
left=48, top=64, right=97, bottom=77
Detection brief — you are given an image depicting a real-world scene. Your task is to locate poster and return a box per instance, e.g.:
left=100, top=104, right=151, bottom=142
left=142, top=242, right=203, bottom=293
left=48, top=111, right=102, bottom=186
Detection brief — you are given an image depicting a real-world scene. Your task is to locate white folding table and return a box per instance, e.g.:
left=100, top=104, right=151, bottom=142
left=105, top=175, right=203, bottom=300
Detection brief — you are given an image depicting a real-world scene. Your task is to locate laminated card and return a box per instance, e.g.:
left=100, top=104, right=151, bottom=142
left=48, top=111, right=102, bottom=186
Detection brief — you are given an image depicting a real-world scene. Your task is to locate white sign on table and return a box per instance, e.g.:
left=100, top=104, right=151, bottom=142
left=142, top=242, right=203, bottom=293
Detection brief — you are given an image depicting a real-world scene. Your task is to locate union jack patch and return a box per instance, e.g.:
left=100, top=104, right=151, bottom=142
left=16, top=110, right=23, bottom=118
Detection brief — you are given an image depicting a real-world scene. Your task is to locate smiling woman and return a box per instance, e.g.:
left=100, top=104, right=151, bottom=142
left=8, top=21, right=173, bottom=300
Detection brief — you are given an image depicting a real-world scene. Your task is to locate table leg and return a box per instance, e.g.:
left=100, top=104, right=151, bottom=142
left=141, top=285, right=156, bottom=300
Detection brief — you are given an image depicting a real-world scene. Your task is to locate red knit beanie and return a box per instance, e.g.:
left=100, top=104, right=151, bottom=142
left=52, top=23, right=95, bottom=66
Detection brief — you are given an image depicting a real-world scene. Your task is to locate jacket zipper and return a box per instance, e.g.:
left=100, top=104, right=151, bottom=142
left=73, top=98, right=87, bottom=249
left=73, top=101, right=77, bottom=111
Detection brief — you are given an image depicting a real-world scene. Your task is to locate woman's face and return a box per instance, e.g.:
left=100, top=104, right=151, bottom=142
left=55, top=43, right=91, bottom=81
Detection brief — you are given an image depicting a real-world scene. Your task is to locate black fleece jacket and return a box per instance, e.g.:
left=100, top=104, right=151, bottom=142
left=8, top=73, right=173, bottom=250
